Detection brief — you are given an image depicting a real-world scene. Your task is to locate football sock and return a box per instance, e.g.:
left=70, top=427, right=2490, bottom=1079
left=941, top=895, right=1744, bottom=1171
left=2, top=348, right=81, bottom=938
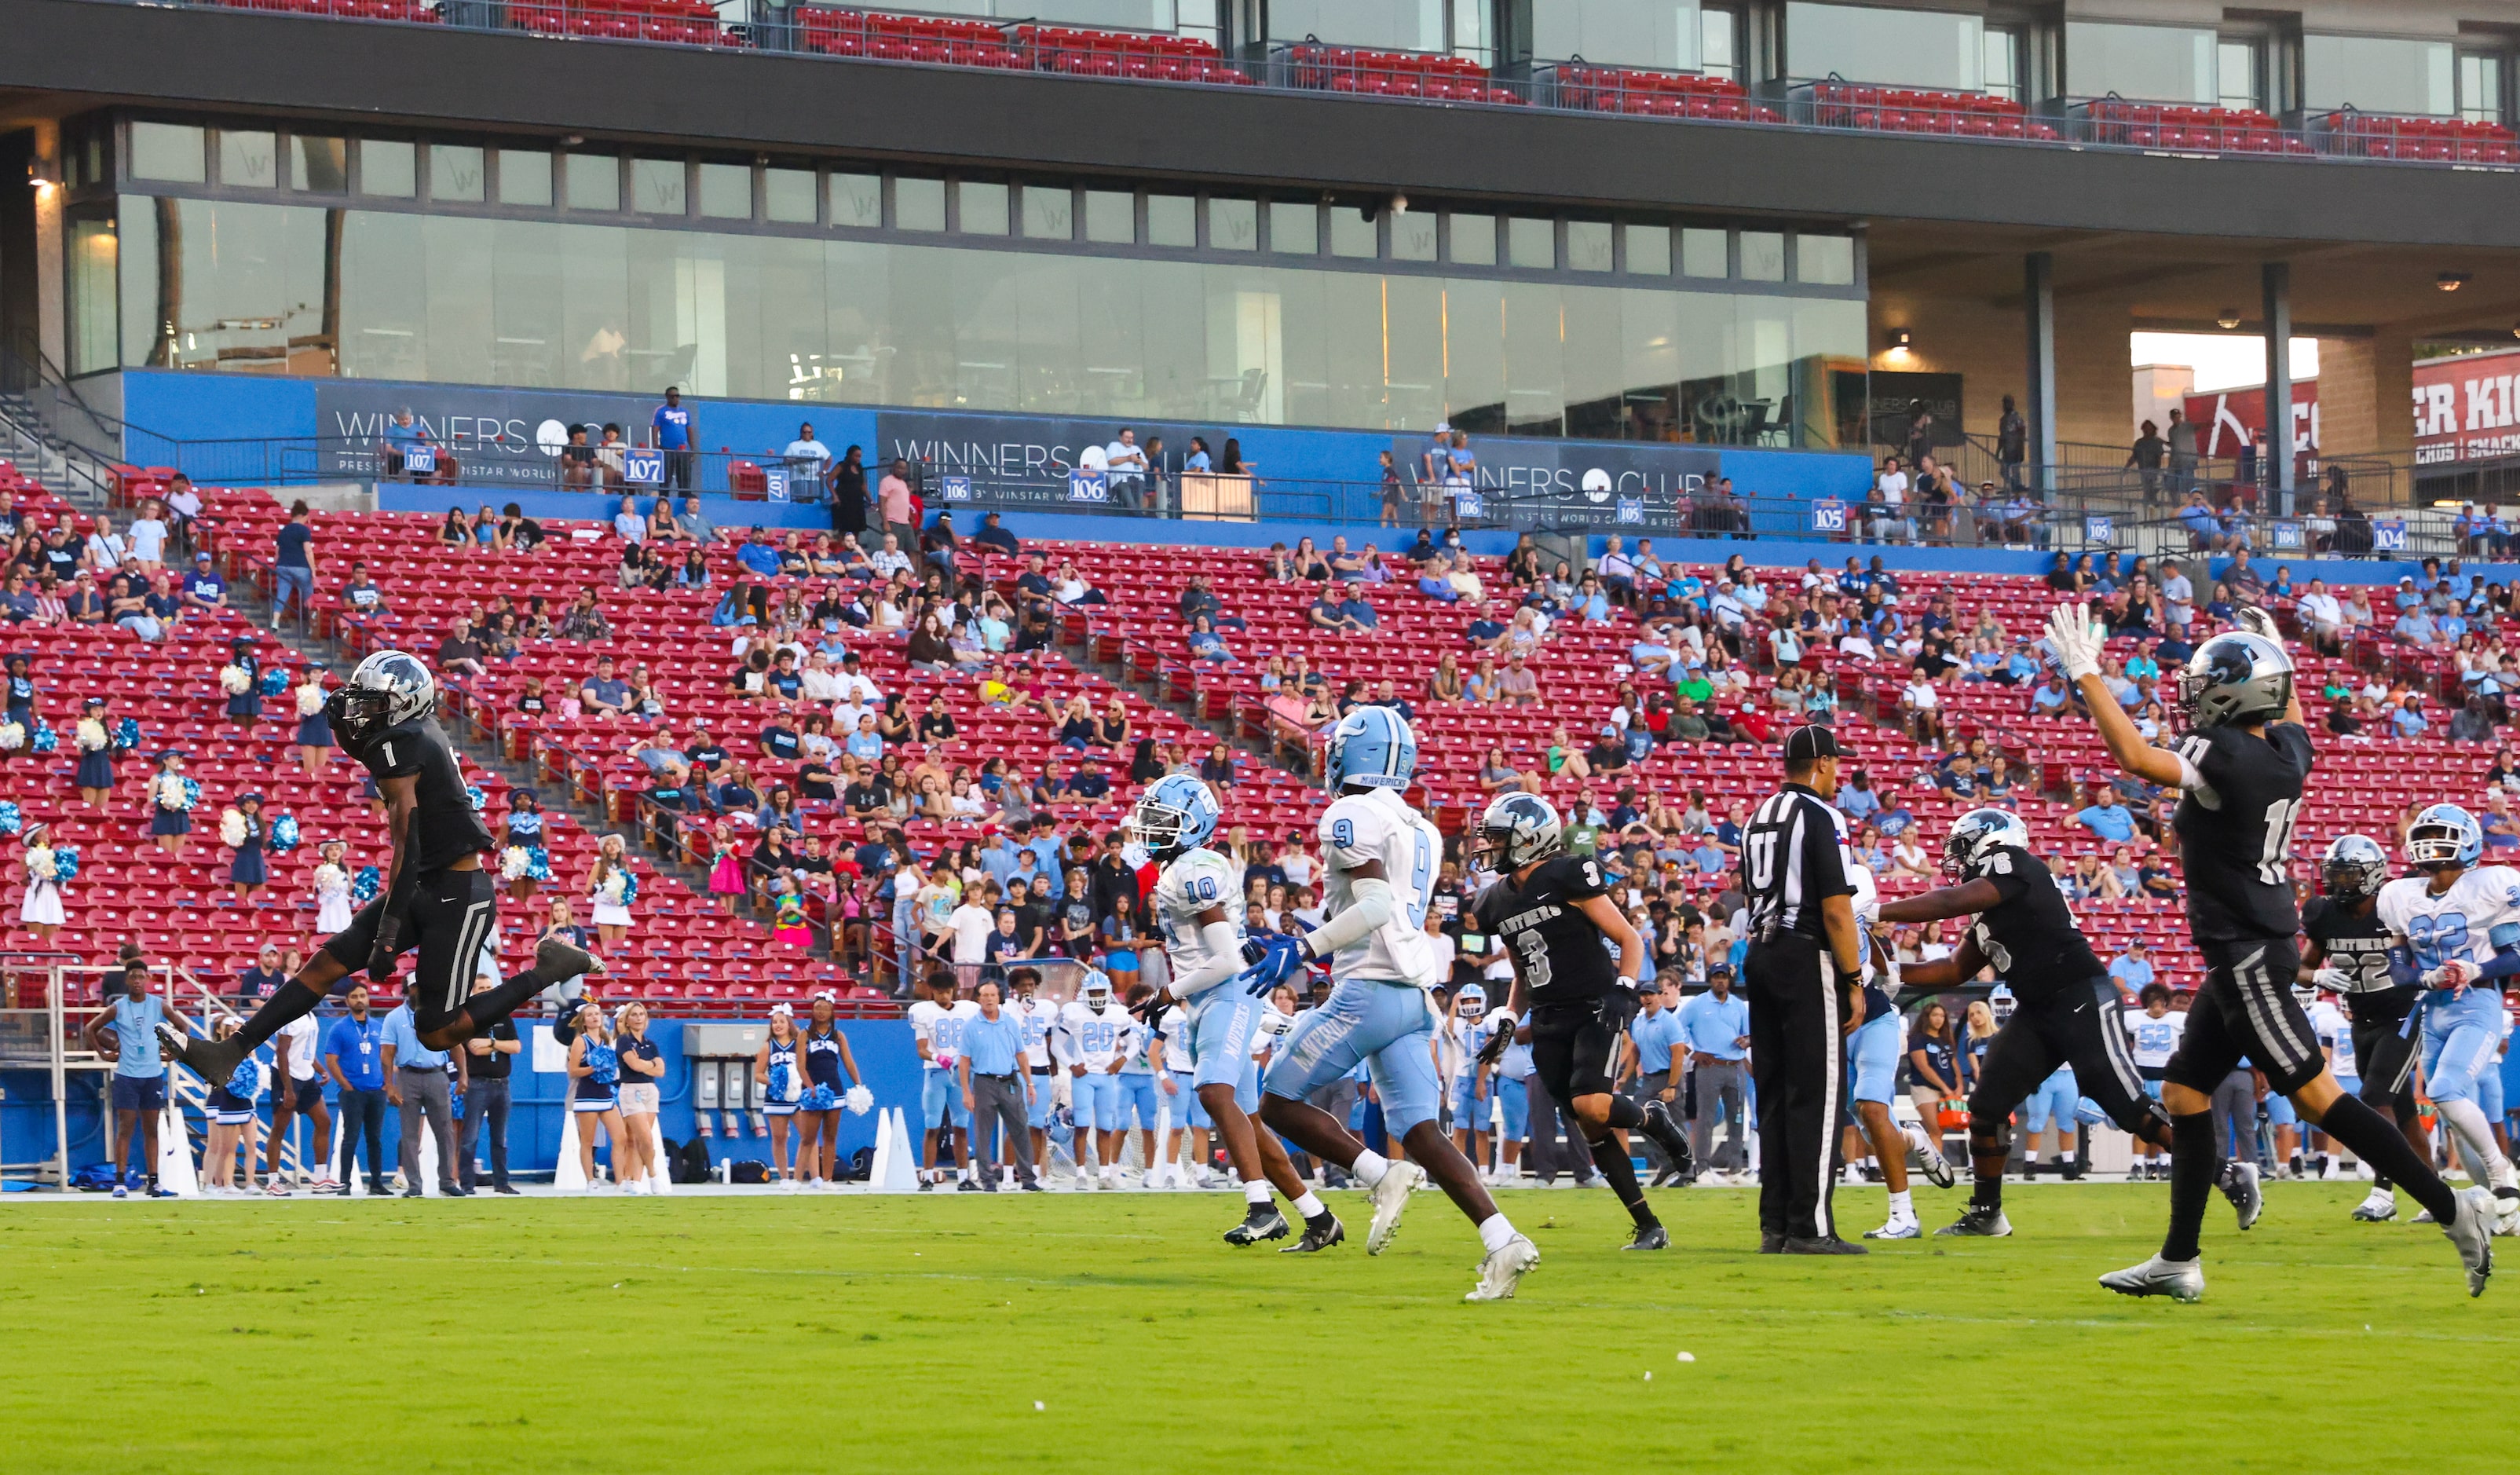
left=2437, top=1099, right=2509, bottom=1185
left=1902, top=1124, right=1936, bottom=1158
left=2161, top=1111, right=2218, bottom=1263
left=2319, top=1095, right=2458, bottom=1224
left=1971, top=1171, right=2003, bottom=1210
left=459, top=968, right=566, bottom=1034
left=1349, top=1150, right=1391, bottom=1188
left=1887, top=1189, right=1912, bottom=1220
left=232, top=979, right=327, bottom=1050
left=1602, top=1095, right=1644, bottom=1130
left=1476, top=1213, right=1520, bottom=1254
left=1291, top=1191, right=1327, bottom=1221
left=1584, top=1132, right=1657, bottom=1229
left=1242, top=1179, right=1271, bottom=1206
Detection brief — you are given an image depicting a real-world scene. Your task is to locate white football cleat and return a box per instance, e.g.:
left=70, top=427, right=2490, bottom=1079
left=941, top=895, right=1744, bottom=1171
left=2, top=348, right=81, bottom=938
left=2350, top=1187, right=2397, bottom=1222
left=1365, top=1160, right=1425, bottom=1255
left=1464, top=1234, right=1541, bottom=1302
left=1863, top=1217, right=1921, bottom=1240
left=2098, top=1254, right=2206, bottom=1302
left=2445, top=1186, right=2496, bottom=1297
left=2219, top=1161, right=2263, bottom=1232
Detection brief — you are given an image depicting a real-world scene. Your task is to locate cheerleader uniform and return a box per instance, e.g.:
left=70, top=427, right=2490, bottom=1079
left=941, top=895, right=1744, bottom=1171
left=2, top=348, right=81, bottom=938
left=763, top=1035, right=801, bottom=1118
left=5, top=673, right=34, bottom=730
left=802, top=1022, right=850, bottom=1111
left=207, top=1057, right=262, bottom=1127
left=73, top=729, right=115, bottom=792
left=572, top=1038, right=620, bottom=1114
left=591, top=865, right=634, bottom=929
left=226, top=655, right=262, bottom=722
left=20, top=851, right=64, bottom=928
left=294, top=685, right=333, bottom=748
left=503, top=811, right=552, bottom=883
left=229, top=815, right=269, bottom=888
left=315, top=866, right=354, bottom=933
left=149, top=774, right=193, bottom=837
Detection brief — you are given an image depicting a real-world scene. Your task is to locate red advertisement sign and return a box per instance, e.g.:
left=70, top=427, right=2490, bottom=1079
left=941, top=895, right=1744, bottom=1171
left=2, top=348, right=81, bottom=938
left=2179, top=348, right=2520, bottom=467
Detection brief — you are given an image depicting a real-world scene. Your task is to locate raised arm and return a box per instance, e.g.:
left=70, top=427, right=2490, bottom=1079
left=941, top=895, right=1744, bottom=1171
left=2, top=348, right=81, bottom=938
left=2044, top=603, right=2185, bottom=788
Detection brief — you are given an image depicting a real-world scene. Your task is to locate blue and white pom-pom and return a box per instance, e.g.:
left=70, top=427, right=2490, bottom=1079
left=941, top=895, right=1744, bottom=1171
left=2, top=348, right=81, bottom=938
left=800, top=1083, right=839, bottom=1113
left=259, top=668, right=291, bottom=697
left=843, top=1083, right=874, bottom=1116
left=113, top=717, right=140, bottom=750
left=52, top=845, right=79, bottom=882
left=181, top=776, right=201, bottom=811
left=766, top=1060, right=797, bottom=1104
left=350, top=864, right=382, bottom=904
left=466, top=785, right=487, bottom=812
left=0, top=800, right=22, bottom=836
left=224, top=1057, right=260, bottom=1100
left=269, top=814, right=301, bottom=851
left=30, top=720, right=55, bottom=754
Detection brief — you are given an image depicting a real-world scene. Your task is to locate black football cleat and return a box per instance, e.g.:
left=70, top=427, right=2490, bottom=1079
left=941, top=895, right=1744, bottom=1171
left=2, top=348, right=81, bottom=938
left=1640, top=1099, right=1695, bottom=1179
left=1622, top=1223, right=1670, bottom=1251
left=1224, top=1204, right=1291, bottom=1246
left=1781, top=1235, right=1867, bottom=1255
left=1279, top=1214, right=1348, bottom=1254
left=155, top=1023, right=245, bottom=1085
left=1936, top=1204, right=2013, bottom=1237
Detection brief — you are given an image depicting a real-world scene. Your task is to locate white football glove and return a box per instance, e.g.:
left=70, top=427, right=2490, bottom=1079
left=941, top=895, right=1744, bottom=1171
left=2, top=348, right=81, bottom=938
left=2043, top=602, right=2103, bottom=681
left=2419, top=959, right=2481, bottom=992
left=2233, top=605, right=2281, bottom=643
left=2311, top=966, right=2356, bottom=994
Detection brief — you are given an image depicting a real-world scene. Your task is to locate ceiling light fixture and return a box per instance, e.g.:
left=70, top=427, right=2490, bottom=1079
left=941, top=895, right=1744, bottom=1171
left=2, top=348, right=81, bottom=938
left=2438, top=271, right=2471, bottom=292
left=2215, top=307, right=2242, bottom=330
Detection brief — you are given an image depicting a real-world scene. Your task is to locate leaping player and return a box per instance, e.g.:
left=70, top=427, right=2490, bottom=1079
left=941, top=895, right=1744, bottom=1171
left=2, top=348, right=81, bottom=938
left=161, top=652, right=595, bottom=1081
left=1244, top=708, right=1539, bottom=1301
left=1131, top=773, right=1344, bottom=1250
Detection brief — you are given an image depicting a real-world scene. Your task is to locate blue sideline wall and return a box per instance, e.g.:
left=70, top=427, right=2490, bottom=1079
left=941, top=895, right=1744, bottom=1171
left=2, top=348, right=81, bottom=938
left=2, top=1018, right=919, bottom=1186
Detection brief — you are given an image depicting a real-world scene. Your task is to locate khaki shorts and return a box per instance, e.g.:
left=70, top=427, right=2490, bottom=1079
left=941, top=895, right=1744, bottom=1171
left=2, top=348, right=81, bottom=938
left=618, top=1082, right=660, bottom=1118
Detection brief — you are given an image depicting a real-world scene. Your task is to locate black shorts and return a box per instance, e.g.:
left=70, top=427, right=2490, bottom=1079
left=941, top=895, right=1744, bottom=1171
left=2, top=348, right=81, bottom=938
left=276, top=1075, right=324, bottom=1112
left=2164, top=938, right=2323, bottom=1096
left=2351, top=1012, right=2423, bottom=1108
left=321, top=866, right=499, bottom=1032
left=1530, top=994, right=1632, bottom=1104
left=1967, top=976, right=2162, bottom=1136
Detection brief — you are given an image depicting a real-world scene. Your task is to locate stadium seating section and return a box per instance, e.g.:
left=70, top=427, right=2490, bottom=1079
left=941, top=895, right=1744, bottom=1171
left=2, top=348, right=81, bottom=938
left=1801, top=81, right=2055, bottom=140
left=2320, top=110, right=2520, bottom=164
left=2077, top=98, right=2311, bottom=155
left=1549, top=64, right=1776, bottom=123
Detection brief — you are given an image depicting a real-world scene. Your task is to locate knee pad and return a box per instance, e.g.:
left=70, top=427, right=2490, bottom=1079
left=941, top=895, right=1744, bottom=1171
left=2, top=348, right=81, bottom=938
left=1969, top=1116, right=2009, bottom=1162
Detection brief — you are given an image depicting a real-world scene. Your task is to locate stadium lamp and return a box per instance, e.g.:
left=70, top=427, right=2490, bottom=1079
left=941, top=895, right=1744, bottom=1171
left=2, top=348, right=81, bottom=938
left=2510, top=323, right=2520, bottom=340
left=2215, top=307, right=2241, bottom=330
left=1391, top=192, right=1408, bottom=214
left=2438, top=272, right=2470, bottom=291
left=25, top=157, right=57, bottom=190
left=1886, top=328, right=1912, bottom=354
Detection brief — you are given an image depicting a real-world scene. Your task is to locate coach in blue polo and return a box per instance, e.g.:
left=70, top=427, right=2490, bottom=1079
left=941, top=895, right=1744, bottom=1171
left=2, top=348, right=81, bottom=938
left=957, top=980, right=1039, bottom=1191
left=1678, top=964, right=1752, bottom=1180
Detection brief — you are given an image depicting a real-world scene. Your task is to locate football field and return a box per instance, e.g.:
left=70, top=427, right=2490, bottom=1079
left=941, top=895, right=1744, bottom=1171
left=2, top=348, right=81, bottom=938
left=7, top=1183, right=2515, bottom=1473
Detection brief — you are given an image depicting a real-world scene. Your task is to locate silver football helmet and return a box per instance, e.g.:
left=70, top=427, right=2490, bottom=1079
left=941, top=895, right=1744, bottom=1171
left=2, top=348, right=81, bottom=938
left=1477, top=792, right=1564, bottom=871
left=327, top=650, right=436, bottom=749
left=2176, top=630, right=2292, bottom=730
left=1941, top=807, right=2031, bottom=879
left=2319, top=833, right=2391, bottom=899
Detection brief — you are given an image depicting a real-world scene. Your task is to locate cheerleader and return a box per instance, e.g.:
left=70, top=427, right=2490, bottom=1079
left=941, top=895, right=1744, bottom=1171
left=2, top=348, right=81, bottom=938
left=311, top=840, right=354, bottom=934
left=220, top=637, right=262, bottom=729
left=3, top=653, right=35, bottom=730
left=797, top=990, right=865, bottom=1190
left=224, top=792, right=269, bottom=903
left=613, top=1001, right=665, bottom=1195
left=499, top=789, right=553, bottom=904
left=73, top=696, right=118, bottom=811
left=585, top=833, right=635, bottom=949
left=563, top=999, right=626, bottom=1190
left=705, top=819, right=745, bottom=913
left=201, top=1017, right=263, bottom=1195
left=293, top=664, right=332, bottom=777
left=541, top=899, right=593, bottom=1012
left=755, top=1002, right=805, bottom=1188
left=19, top=822, right=67, bottom=944
left=147, top=749, right=196, bottom=858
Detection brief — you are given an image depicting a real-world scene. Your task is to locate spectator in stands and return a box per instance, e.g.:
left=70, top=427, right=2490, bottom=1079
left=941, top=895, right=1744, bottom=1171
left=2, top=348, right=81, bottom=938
left=438, top=506, right=474, bottom=553
left=2393, top=601, right=2441, bottom=650
left=1308, top=585, right=1356, bottom=631
left=106, top=574, right=161, bottom=642
left=2453, top=695, right=2498, bottom=744
left=170, top=552, right=215, bottom=613
left=2391, top=696, right=2431, bottom=739
left=2074, top=785, right=2138, bottom=844
left=879, top=459, right=917, bottom=555
left=869, top=532, right=912, bottom=582
left=558, top=589, right=613, bottom=642
left=236, top=943, right=286, bottom=1002
left=971, top=511, right=1020, bottom=557
left=1498, top=653, right=1540, bottom=707
left=434, top=618, right=486, bottom=679
left=62, top=571, right=105, bottom=628
left=2106, top=939, right=2156, bottom=996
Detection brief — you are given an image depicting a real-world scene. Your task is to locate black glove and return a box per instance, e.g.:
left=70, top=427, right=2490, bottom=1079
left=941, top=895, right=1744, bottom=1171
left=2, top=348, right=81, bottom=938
left=1595, top=987, right=1640, bottom=1034
left=366, top=913, right=404, bottom=982
left=1476, top=1021, right=1514, bottom=1068
left=1134, top=990, right=1174, bottom=1038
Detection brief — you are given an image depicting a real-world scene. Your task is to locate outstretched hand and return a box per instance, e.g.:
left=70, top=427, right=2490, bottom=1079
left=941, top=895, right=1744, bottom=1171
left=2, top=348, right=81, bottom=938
left=2044, top=602, right=2103, bottom=680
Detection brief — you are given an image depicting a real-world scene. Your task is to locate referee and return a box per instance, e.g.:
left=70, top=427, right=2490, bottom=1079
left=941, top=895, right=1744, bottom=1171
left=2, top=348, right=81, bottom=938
left=1740, top=724, right=1867, bottom=1255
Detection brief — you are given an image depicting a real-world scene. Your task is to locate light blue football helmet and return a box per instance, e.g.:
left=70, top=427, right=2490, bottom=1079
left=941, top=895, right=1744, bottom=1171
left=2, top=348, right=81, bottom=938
left=1326, top=705, right=1418, bottom=791
left=1455, top=983, right=1487, bottom=1021
left=2406, top=803, right=2484, bottom=871
left=1130, top=773, right=1221, bottom=855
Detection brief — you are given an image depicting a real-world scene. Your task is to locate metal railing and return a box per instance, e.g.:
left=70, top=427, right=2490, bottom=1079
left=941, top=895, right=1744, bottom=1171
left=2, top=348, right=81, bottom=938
left=80, top=1, right=2520, bottom=174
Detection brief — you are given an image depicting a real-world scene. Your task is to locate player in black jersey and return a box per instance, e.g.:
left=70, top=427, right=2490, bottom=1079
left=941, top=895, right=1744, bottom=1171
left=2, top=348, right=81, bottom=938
left=2296, top=833, right=2432, bottom=1222
left=1875, top=807, right=2173, bottom=1238
left=1468, top=793, right=1694, bottom=1249
left=161, top=652, right=598, bottom=1085
left=2047, top=602, right=2493, bottom=1299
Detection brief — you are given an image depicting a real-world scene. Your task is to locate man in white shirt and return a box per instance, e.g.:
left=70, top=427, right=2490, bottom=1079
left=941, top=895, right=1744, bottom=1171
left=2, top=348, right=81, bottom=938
left=830, top=655, right=883, bottom=708
left=781, top=422, right=832, bottom=487
left=2159, top=560, right=2193, bottom=631
left=868, top=533, right=912, bottom=580
left=1104, top=428, right=1148, bottom=509
left=799, top=651, right=845, bottom=705
left=1595, top=536, right=1638, bottom=604
left=1871, top=458, right=1910, bottom=544
left=127, top=500, right=170, bottom=571
left=2296, top=578, right=2345, bottom=652
left=946, top=897, right=996, bottom=994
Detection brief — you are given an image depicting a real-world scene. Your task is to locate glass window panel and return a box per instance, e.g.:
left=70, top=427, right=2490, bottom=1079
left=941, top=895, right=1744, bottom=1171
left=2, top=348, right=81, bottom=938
left=1501, top=280, right=1565, bottom=436
left=1269, top=201, right=1319, bottom=255
left=128, top=196, right=330, bottom=375
left=1559, top=281, right=1626, bottom=439
left=1618, top=287, right=1684, bottom=443
left=1785, top=2, right=1981, bottom=90
left=1020, top=185, right=1073, bottom=240
left=291, top=136, right=346, bottom=193
left=1796, top=234, right=1854, bottom=285
left=1681, top=228, right=1727, bottom=276
left=631, top=159, right=686, bottom=216
left=829, top=172, right=882, bottom=229
left=429, top=145, right=485, bottom=203
left=697, top=163, right=751, bottom=219
left=128, top=123, right=206, bottom=184
left=67, top=216, right=119, bottom=375
left=895, top=176, right=945, bottom=232
left=486, top=216, right=565, bottom=390
left=1508, top=218, right=1555, bottom=270
left=1450, top=214, right=1495, bottom=266
left=2459, top=54, right=2504, bottom=123
left=1147, top=194, right=1195, bottom=247
left=1384, top=273, right=1446, bottom=430
left=2063, top=21, right=2214, bottom=104
left=1392, top=210, right=1438, bottom=262
left=1531, top=0, right=1699, bottom=71
left=1701, top=6, right=1735, bottom=79
left=360, top=139, right=416, bottom=198
left=1084, top=189, right=1135, bottom=244
left=565, top=154, right=620, bottom=211
left=1270, top=266, right=1333, bottom=430
left=2303, top=35, right=2455, bottom=115
left=1209, top=198, right=1257, bottom=251
left=1442, top=277, right=1506, bottom=435
left=1739, top=231, right=1784, bottom=282
left=959, top=180, right=1010, bottom=235
left=1625, top=223, right=1671, bottom=276
left=1265, top=0, right=1442, bottom=52
left=1983, top=28, right=2018, bottom=101
left=117, top=194, right=159, bottom=369
left=1329, top=207, right=1377, bottom=259
left=764, top=167, right=816, bottom=223
left=1566, top=220, right=1612, bottom=273
left=2218, top=41, right=2260, bottom=112
left=498, top=150, right=551, bottom=207
left=218, top=130, right=277, bottom=189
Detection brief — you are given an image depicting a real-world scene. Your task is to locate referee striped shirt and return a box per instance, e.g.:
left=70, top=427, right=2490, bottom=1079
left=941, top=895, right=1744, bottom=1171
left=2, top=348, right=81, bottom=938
left=1740, top=785, right=1855, bottom=939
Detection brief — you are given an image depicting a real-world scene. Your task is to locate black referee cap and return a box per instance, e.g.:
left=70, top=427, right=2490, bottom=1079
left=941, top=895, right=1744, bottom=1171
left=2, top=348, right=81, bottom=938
left=1782, top=724, right=1842, bottom=762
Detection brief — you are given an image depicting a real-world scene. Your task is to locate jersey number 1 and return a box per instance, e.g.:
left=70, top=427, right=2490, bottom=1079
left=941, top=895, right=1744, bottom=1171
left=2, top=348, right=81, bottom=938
left=2258, top=798, right=2302, bottom=887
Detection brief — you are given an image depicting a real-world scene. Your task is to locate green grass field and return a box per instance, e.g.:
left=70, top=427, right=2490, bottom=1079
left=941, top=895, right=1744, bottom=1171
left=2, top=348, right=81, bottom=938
left=5, top=1183, right=2515, bottom=1473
